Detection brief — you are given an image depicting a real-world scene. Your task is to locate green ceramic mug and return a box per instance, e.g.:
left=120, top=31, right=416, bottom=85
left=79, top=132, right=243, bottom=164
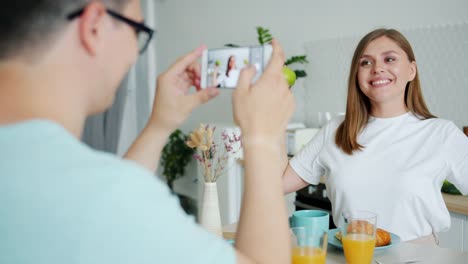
left=289, top=210, right=330, bottom=233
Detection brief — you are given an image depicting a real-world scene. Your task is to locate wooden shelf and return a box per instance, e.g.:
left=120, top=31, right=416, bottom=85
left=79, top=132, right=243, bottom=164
left=443, top=193, right=468, bottom=215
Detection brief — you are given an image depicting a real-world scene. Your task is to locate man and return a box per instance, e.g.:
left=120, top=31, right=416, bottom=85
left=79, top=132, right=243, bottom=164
left=0, top=1, right=295, bottom=263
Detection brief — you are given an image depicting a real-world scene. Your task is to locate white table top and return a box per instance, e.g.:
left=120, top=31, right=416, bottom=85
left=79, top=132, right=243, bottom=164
left=326, top=242, right=467, bottom=264
left=223, top=223, right=468, bottom=263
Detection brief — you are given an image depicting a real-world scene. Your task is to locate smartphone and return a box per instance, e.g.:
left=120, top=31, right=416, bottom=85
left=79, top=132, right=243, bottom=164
left=201, top=45, right=273, bottom=89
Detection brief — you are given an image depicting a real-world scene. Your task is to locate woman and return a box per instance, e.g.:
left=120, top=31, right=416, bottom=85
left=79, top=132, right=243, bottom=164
left=283, top=28, right=468, bottom=244
left=213, top=55, right=241, bottom=88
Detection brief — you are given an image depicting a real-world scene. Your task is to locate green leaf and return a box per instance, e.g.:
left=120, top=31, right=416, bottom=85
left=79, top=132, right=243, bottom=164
left=256, top=26, right=273, bottom=45
left=442, top=180, right=462, bottom=195
left=224, top=26, right=311, bottom=79
left=160, top=129, right=195, bottom=190
left=256, top=26, right=267, bottom=33
left=294, top=70, right=307, bottom=78
left=285, top=55, right=309, bottom=65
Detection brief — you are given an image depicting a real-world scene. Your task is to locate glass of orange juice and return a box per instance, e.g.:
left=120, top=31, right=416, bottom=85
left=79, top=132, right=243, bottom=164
left=340, top=211, right=377, bottom=264
left=291, top=226, right=328, bottom=264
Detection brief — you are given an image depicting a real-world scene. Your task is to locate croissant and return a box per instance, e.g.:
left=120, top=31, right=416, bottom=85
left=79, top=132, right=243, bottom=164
left=336, top=221, right=392, bottom=247
left=346, top=220, right=374, bottom=235
left=375, top=228, right=391, bottom=247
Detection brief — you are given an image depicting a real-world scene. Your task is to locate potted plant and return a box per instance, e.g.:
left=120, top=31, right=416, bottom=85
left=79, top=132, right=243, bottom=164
left=185, top=123, right=242, bottom=235
left=256, top=27, right=309, bottom=78
left=226, top=26, right=309, bottom=82
left=161, top=129, right=197, bottom=216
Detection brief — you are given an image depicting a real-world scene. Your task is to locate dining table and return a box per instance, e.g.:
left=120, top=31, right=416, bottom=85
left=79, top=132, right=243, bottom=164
left=223, top=223, right=468, bottom=264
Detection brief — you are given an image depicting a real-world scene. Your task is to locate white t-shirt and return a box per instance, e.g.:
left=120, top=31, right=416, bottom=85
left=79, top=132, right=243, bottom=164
left=290, top=112, right=468, bottom=241
left=217, top=69, right=240, bottom=88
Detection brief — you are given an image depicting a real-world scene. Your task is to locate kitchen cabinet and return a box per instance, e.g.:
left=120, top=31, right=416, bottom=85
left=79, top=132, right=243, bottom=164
left=437, top=212, right=466, bottom=251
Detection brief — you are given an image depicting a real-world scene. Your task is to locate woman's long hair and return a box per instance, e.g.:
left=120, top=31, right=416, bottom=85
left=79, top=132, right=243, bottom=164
left=335, top=28, right=435, bottom=155
left=226, top=56, right=235, bottom=77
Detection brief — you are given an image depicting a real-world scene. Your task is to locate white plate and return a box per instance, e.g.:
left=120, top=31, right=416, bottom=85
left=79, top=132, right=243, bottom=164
left=328, top=228, right=401, bottom=250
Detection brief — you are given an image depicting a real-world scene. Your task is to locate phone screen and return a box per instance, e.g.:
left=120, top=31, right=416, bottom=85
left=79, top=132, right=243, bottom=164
left=201, top=45, right=272, bottom=89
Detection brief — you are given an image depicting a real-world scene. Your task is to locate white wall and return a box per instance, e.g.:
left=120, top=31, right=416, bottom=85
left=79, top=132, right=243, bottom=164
left=154, top=0, right=468, bottom=130
left=152, top=0, right=468, bottom=199
left=303, top=23, right=468, bottom=128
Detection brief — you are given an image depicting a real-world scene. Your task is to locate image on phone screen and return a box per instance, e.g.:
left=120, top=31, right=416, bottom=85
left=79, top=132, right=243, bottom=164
left=201, top=45, right=272, bottom=89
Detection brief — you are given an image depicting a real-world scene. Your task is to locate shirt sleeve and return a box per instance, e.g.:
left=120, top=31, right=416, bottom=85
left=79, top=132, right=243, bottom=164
left=78, top=165, right=236, bottom=264
left=289, top=126, right=327, bottom=185
left=443, top=122, right=468, bottom=195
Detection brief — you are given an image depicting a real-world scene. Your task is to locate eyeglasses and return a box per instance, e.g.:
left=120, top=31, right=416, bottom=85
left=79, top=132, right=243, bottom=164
left=67, top=8, right=155, bottom=54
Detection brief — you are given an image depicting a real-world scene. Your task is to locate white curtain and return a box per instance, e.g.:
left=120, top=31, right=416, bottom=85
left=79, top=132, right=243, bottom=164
left=83, top=0, right=157, bottom=161
left=116, top=0, right=157, bottom=156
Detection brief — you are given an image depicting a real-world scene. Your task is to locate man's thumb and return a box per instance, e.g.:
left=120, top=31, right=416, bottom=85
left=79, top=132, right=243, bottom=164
left=186, top=87, right=219, bottom=110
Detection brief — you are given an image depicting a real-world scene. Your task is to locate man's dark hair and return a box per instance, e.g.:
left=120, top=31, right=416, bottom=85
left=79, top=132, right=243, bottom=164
left=0, top=0, right=130, bottom=61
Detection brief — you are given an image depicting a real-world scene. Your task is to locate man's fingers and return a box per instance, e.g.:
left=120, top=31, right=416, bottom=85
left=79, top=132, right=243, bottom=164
left=188, top=63, right=201, bottom=80
left=185, top=87, right=219, bottom=109
left=265, top=39, right=286, bottom=74
left=168, top=45, right=206, bottom=75
left=236, top=65, right=257, bottom=92
left=186, top=68, right=202, bottom=91
left=193, top=79, right=202, bottom=91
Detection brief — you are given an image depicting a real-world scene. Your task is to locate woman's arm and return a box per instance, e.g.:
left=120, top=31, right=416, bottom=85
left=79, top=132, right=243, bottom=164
left=211, top=65, right=220, bottom=87
left=278, top=132, right=309, bottom=194
left=283, top=164, right=309, bottom=194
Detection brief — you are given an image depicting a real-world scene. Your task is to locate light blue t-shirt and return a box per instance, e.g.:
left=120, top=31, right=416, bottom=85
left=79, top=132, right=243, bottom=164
left=0, top=120, right=235, bottom=264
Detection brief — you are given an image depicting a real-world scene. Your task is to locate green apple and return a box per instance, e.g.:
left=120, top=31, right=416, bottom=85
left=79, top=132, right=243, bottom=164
left=282, top=66, right=296, bottom=87
left=215, top=60, right=221, bottom=66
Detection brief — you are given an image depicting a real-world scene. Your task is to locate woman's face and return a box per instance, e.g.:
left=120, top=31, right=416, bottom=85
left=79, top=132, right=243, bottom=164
left=357, top=36, right=416, bottom=112
left=229, top=56, right=236, bottom=68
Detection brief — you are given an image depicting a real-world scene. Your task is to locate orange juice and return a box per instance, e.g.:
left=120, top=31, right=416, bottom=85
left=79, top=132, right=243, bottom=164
left=342, top=234, right=376, bottom=264
left=292, top=247, right=326, bottom=264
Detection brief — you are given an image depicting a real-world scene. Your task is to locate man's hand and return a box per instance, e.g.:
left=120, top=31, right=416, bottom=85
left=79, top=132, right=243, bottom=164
left=233, top=39, right=295, bottom=143
left=150, top=45, right=219, bottom=132
left=232, top=40, right=295, bottom=264
left=124, top=46, right=218, bottom=172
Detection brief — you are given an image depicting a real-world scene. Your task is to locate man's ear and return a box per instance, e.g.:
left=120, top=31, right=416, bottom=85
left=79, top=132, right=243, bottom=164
left=78, top=2, right=107, bottom=56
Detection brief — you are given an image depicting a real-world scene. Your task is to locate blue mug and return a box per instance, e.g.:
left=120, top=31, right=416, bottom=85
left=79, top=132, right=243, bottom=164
left=289, top=210, right=330, bottom=233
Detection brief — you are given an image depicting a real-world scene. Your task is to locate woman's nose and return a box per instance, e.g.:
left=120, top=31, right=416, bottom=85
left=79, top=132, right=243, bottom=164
left=372, top=61, right=385, bottom=74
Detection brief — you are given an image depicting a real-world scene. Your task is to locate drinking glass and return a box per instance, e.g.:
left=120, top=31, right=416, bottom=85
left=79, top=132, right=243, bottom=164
left=340, top=211, right=377, bottom=264
left=290, top=226, right=328, bottom=264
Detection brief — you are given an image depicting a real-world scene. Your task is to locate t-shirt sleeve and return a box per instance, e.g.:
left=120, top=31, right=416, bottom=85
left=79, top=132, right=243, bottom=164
left=79, top=165, right=236, bottom=264
left=289, top=127, right=326, bottom=185
left=443, top=122, right=468, bottom=195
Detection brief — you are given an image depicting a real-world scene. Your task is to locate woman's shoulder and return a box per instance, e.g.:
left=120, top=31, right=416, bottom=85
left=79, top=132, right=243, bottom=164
left=319, top=114, right=345, bottom=139
left=413, top=114, right=455, bottom=128
left=411, top=114, right=461, bottom=136
left=327, top=114, right=345, bottom=130
left=331, top=114, right=345, bottom=124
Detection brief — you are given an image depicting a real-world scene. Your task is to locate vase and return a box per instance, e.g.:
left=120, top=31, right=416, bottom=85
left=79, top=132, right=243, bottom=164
left=199, top=182, right=222, bottom=236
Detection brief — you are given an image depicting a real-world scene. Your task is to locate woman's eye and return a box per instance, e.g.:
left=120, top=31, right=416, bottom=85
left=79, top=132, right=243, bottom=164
left=360, top=60, right=372, bottom=66
left=385, top=57, right=396, bottom=63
